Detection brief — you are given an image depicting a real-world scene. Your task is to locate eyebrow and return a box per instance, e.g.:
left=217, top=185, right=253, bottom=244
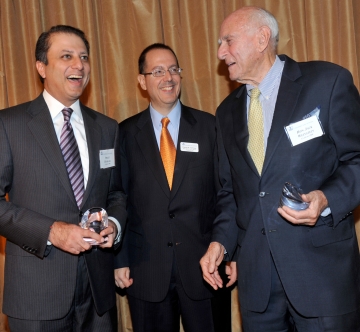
left=218, top=34, right=233, bottom=44
left=60, top=49, right=88, bottom=55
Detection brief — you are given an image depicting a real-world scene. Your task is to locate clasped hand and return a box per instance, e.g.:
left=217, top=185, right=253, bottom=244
left=49, top=220, right=117, bottom=254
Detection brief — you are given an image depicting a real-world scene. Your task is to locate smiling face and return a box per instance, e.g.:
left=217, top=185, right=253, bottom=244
left=138, top=48, right=181, bottom=115
left=36, top=32, right=90, bottom=106
left=217, top=8, right=272, bottom=86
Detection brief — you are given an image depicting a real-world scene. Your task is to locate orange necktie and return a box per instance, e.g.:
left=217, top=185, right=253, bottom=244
left=160, top=117, right=176, bottom=189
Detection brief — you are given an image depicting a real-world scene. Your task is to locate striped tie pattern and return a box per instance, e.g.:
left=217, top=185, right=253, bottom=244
left=247, top=88, right=265, bottom=175
left=160, top=117, right=176, bottom=189
left=60, top=108, right=84, bottom=208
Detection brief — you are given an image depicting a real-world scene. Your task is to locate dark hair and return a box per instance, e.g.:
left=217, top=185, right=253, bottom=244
left=138, top=43, right=179, bottom=74
left=35, top=25, right=90, bottom=83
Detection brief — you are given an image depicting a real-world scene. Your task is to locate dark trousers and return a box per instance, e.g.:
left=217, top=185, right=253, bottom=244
left=241, top=256, right=360, bottom=332
left=211, top=261, right=233, bottom=332
left=8, top=255, right=117, bottom=332
left=127, top=255, right=214, bottom=332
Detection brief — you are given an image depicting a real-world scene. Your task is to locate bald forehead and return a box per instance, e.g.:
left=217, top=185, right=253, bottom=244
left=219, top=8, right=255, bottom=42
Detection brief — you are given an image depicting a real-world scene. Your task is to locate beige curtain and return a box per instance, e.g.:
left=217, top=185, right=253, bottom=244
left=1, top=1, right=360, bottom=331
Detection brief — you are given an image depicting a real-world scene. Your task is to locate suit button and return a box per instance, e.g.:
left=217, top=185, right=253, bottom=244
left=261, top=228, right=266, bottom=235
left=169, top=213, right=175, bottom=219
left=79, top=211, right=83, bottom=217
left=167, top=242, right=173, bottom=247
left=259, top=192, right=266, bottom=197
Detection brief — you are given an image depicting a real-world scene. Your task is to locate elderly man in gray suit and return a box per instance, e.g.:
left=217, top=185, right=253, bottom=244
left=0, top=25, right=126, bottom=332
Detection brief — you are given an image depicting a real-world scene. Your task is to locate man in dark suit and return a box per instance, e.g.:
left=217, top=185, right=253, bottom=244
left=200, top=6, right=360, bottom=332
left=114, top=43, right=218, bottom=332
left=0, top=25, right=126, bottom=331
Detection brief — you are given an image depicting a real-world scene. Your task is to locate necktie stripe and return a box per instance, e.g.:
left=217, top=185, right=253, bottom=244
left=60, top=108, right=85, bottom=208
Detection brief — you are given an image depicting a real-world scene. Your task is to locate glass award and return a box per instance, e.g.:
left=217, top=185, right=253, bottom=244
left=279, top=182, right=309, bottom=211
left=80, top=207, right=108, bottom=244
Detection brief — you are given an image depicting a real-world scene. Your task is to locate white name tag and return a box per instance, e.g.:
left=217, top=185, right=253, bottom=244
left=285, top=115, right=324, bottom=146
left=99, top=149, right=115, bottom=168
left=180, top=142, right=199, bottom=152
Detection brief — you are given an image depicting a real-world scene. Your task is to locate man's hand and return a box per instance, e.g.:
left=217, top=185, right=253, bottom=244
left=277, top=190, right=328, bottom=226
left=49, top=221, right=105, bottom=254
left=225, top=261, right=237, bottom=287
left=114, top=267, right=133, bottom=289
left=199, top=242, right=225, bottom=290
left=98, top=220, right=117, bottom=248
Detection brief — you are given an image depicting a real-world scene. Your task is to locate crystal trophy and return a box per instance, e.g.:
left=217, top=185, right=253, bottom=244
left=80, top=207, right=108, bottom=244
left=279, top=182, right=309, bottom=211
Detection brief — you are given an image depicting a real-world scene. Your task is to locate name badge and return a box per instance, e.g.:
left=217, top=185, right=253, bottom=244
left=284, top=115, right=324, bottom=146
left=180, top=142, right=199, bottom=152
left=100, top=149, right=115, bottom=168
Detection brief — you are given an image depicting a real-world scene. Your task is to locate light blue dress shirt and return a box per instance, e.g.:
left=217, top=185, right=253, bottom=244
left=150, top=100, right=181, bottom=149
left=246, top=55, right=284, bottom=151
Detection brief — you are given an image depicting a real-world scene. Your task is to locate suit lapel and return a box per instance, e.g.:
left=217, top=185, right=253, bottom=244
left=232, top=86, right=259, bottom=176
left=262, top=55, right=303, bottom=176
left=81, top=105, right=102, bottom=207
left=170, top=105, right=198, bottom=199
left=135, top=109, right=170, bottom=197
left=27, top=95, right=76, bottom=206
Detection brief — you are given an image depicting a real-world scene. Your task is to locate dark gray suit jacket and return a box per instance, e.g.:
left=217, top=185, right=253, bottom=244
left=114, top=104, right=216, bottom=302
left=212, top=55, right=360, bottom=317
left=0, top=94, right=127, bottom=319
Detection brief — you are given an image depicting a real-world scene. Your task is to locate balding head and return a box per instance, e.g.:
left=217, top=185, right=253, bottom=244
left=218, top=6, right=278, bottom=85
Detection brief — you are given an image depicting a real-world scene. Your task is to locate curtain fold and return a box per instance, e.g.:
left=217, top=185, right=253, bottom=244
left=1, top=1, right=360, bottom=331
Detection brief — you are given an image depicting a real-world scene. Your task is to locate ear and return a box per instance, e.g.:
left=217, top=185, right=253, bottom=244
left=257, top=26, right=271, bottom=52
left=138, top=74, right=147, bottom=91
left=36, top=61, right=46, bottom=79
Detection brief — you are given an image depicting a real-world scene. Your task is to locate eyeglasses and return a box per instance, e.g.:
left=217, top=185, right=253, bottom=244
left=142, top=67, right=183, bottom=77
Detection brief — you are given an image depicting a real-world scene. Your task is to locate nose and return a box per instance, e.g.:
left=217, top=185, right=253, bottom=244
left=217, top=42, right=227, bottom=60
left=71, top=55, right=84, bottom=70
left=163, top=69, right=172, bottom=81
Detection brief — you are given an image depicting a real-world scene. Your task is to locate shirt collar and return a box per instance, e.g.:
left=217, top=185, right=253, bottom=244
left=246, top=55, right=284, bottom=99
left=149, top=99, right=181, bottom=128
left=43, top=89, right=83, bottom=122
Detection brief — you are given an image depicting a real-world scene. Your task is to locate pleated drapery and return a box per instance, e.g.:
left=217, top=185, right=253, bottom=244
left=1, top=1, right=360, bottom=331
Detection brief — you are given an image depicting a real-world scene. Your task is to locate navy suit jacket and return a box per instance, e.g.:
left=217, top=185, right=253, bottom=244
left=0, top=94, right=127, bottom=319
left=212, top=55, right=360, bottom=316
left=114, top=104, right=216, bottom=302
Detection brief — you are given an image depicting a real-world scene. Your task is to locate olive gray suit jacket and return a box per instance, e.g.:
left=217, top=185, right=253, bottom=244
left=114, top=104, right=216, bottom=302
left=0, top=94, right=127, bottom=320
left=212, top=55, right=360, bottom=317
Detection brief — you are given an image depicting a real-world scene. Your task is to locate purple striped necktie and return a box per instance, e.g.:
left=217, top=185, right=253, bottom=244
left=60, top=108, right=84, bottom=208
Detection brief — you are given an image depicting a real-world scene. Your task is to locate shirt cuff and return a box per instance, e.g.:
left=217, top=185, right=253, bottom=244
left=108, top=216, right=122, bottom=244
left=321, top=207, right=331, bottom=217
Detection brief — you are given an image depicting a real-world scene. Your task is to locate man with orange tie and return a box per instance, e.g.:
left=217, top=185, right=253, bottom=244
left=114, top=43, right=220, bottom=332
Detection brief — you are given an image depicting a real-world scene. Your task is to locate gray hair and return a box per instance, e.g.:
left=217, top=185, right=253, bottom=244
left=251, top=8, right=279, bottom=50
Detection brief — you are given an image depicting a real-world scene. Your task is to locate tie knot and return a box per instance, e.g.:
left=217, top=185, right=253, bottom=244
left=62, top=108, right=73, bottom=122
left=161, top=117, right=170, bottom=128
left=250, top=88, right=261, bottom=100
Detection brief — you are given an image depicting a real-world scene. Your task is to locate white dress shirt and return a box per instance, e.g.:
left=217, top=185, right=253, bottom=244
left=43, top=90, right=121, bottom=243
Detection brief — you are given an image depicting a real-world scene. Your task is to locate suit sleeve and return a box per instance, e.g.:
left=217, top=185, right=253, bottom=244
left=319, top=67, right=360, bottom=226
left=113, top=123, right=130, bottom=268
left=211, top=114, right=239, bottom=259
left=0, top=116, right=54, bottom=258
left=106, top=124, right=127, bottom=249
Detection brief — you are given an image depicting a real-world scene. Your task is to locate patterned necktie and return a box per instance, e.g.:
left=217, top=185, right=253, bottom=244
left=160, top=117, right=176, bottom=189
left=60, top=108, right=85, bottom=208
left=247, top=88, right=265, bottom=175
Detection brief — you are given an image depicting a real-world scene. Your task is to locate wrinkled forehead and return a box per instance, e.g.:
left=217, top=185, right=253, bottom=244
left=219, top=13, right=252, bottom=41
